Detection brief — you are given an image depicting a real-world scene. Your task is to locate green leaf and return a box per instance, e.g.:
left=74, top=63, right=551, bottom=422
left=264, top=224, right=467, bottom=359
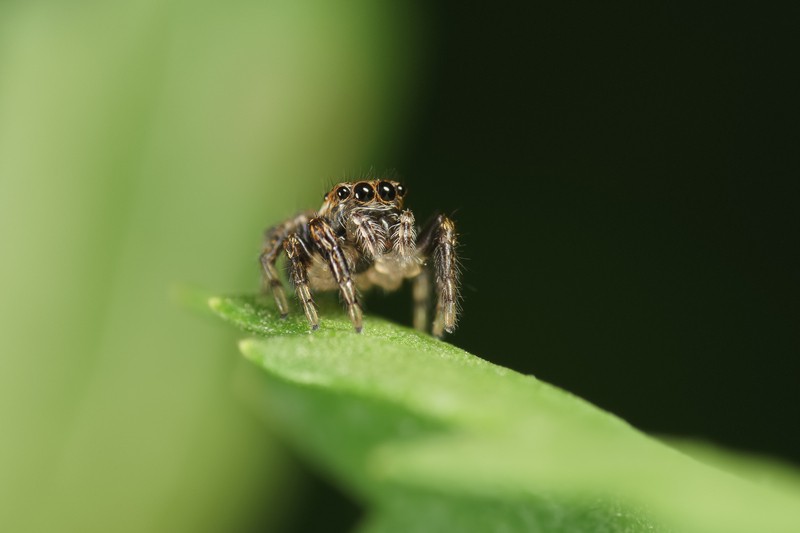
left=210, top=294, right=800, bottom=533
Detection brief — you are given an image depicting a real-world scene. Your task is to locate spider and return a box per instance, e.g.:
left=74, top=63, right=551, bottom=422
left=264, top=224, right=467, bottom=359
left=260, top=178, right=460, bottom=337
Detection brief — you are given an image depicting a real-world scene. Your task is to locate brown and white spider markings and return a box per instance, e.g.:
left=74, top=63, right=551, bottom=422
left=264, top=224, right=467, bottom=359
left=260, top=179, right=460, bottom=337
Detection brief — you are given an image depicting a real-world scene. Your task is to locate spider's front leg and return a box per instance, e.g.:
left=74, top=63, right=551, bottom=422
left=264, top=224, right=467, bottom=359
left=283, top=233, right=319, bottom=329
left=348, top=209, right=387, bottom=260
left=393, top=209, right=417, bottom=266
left=309, top=217, right=364, bottom=333
left=260, top=211, right=312, bottom=317
left=418, top=214, right=460, bottom=337
left=389, top=209, right=430, bottom=332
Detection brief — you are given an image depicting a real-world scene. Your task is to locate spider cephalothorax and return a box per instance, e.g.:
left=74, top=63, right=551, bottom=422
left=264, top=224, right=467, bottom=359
left=260, top=178, right=460, bottom=337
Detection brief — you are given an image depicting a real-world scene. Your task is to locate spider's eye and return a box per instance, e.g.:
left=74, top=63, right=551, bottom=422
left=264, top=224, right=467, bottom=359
left=336, top=186, right=351, bottom=200
left=396, top=183, right=407, bottom=197
left=377, top=181, right=396, bottom=201
left=353, top=182, right=375, bottom=202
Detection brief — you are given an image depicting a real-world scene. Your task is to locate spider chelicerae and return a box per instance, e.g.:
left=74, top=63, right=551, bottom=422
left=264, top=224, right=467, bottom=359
left=260, top=178, right=460, bottom=337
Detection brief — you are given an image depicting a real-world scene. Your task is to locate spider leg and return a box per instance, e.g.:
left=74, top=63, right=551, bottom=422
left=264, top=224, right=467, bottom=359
left=283, top=233, right=319, bottom=329
left=309, top=217, right=364, bottom=333
left=392, top=209, right=417, bottom=265
left=418, top=214, right=460, bottom=337
left=260, top=211, right=312, bottom=317
left=412, top=267, right=431, bottom=332
left=349, top=209, right=387, bottom=260
left=398, top=209, right=427, bottom=332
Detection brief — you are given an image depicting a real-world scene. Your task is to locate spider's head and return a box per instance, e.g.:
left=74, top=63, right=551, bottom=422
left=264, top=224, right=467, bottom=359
left=319, top=180, right=407, bottom=216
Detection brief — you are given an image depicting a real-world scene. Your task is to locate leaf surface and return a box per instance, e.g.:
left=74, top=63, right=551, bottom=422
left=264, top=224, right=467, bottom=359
left=210, top=295, right=800, bottom=533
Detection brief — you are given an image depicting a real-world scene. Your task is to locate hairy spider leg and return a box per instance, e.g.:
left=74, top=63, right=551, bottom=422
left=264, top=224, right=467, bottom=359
left=260, top=212, right=312, bottom=317
left=392, top=209, right=417, bottom=264
left=283, top=233, right=319, bottom=329
left=391, top=208, right=428, bottom=331
left=419, top=214, right=460, bottom=338
left=348, top=209, right=387, bottom=260
left=309, top=218, right=364, bottom=333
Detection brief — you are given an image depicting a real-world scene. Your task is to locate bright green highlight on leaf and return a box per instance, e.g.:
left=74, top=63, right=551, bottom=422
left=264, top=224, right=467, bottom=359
left=209, top=295, right=800, bottom=533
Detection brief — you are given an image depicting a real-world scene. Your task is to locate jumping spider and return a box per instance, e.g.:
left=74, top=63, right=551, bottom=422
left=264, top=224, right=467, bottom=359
left=260, top=179, right=460, bottom=337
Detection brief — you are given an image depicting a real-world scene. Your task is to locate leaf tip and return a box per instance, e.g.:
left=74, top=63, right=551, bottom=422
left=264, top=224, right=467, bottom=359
left=238, top=338, right=259, bottom=360
left=207, top=296, right=223, bottom=312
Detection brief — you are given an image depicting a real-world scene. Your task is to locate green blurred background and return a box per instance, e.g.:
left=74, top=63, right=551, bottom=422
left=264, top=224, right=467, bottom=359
left=1, top=2, right=797, bottom=532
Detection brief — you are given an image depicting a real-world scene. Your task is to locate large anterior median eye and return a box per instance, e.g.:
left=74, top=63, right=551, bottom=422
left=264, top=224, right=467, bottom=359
left=353, top=182, right=375, bottom=202
left=377, top=181, right=396, bottom=201
left=336, top=186, right=351, bottom=200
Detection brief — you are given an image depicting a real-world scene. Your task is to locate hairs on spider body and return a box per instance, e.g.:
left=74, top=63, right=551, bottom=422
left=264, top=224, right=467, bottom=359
left=260, top=178, right=460, bottom=337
